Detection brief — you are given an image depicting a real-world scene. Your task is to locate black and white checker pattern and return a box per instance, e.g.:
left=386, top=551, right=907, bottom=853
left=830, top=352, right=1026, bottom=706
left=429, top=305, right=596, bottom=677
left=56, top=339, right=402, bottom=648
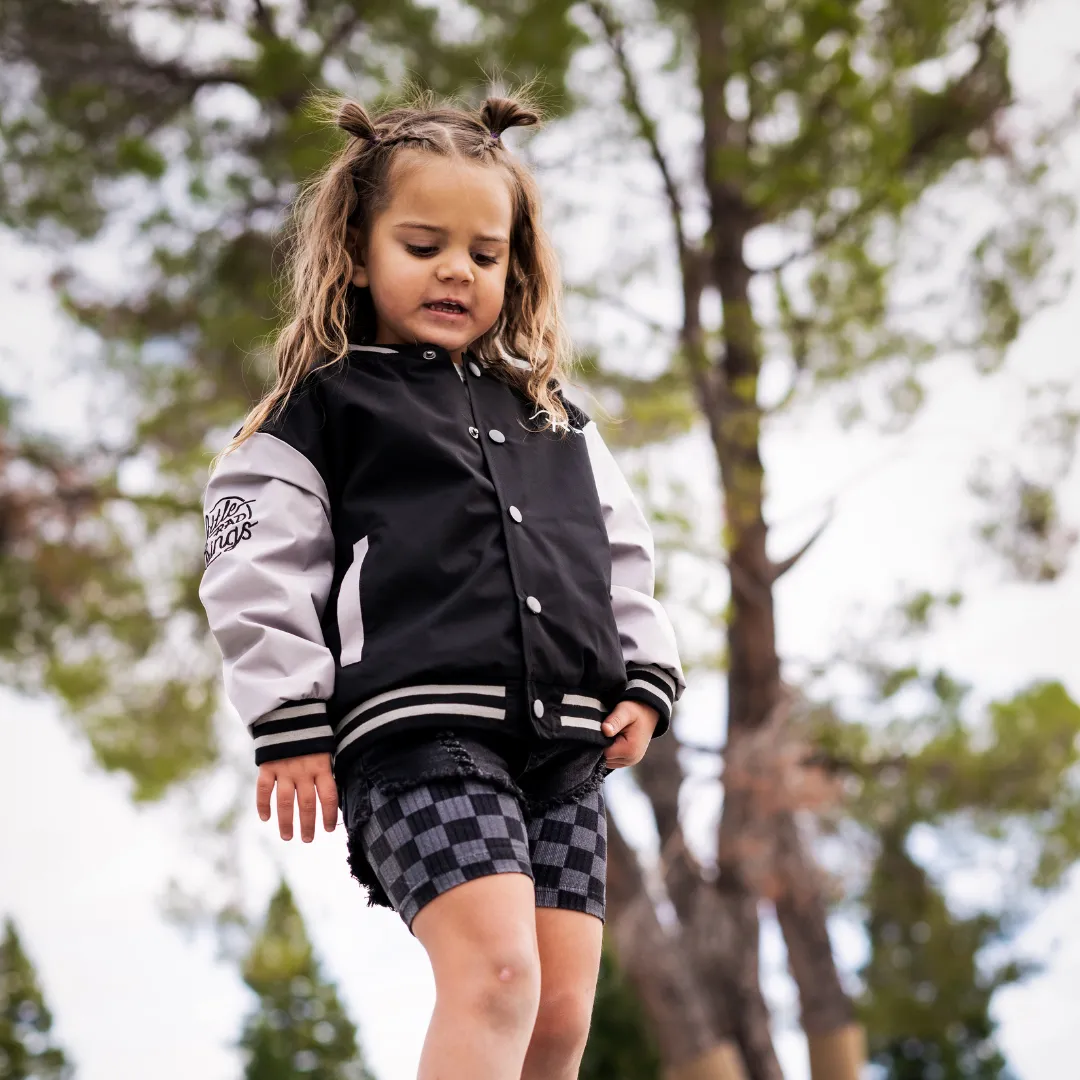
left=529, top=793, right=607, bottom=919
left=360, top=778, right=606, bottom=928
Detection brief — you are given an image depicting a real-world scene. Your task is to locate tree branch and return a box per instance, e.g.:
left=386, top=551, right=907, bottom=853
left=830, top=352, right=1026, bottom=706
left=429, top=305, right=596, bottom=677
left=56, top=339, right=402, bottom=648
left=136, top=55, right=254, bottom=94
left=251, top=0, right=279, bottom=38
left=768, top=510, right=834, bottom=582
left=758, top=190, right=890, bottom=275
left=586, top=0, right=690, bottom=265
left=314, top=8, right=363, bottom=69
left=564, top=281, right=678, bottom=336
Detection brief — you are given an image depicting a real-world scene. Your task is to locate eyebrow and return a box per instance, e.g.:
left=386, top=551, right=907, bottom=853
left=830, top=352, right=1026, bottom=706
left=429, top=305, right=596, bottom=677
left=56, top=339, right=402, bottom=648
left=393, top=221, right=509, bottom=245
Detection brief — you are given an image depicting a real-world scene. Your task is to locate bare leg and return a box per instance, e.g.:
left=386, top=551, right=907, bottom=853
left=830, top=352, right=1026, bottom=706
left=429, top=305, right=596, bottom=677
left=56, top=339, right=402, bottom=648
left=520, top=907, right=603, bottom=1080
left=412, top=872, right=541, bottom=1080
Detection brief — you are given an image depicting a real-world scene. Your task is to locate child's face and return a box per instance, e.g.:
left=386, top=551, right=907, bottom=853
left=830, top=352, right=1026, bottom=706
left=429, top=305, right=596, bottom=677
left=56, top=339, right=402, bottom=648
left=352, top=154, right=513, bottom=358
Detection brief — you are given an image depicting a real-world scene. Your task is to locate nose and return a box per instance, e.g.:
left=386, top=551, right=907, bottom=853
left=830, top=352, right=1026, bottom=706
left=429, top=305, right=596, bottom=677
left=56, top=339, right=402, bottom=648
left=435, top=247, right=474, bottom=284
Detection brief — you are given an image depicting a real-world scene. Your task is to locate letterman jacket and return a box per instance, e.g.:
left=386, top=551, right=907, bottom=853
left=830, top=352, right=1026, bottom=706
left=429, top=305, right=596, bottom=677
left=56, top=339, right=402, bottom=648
left=199, top=341, right=684, bottom=778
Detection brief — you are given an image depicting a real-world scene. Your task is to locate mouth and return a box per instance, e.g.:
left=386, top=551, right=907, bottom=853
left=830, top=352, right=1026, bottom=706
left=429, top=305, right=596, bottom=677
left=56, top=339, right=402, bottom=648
left=424, top=299, right=469, bottom=317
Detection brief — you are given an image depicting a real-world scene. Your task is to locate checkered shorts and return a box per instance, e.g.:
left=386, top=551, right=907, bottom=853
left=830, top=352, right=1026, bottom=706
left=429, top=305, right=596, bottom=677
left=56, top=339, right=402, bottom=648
left=360, top=777, right=607, bottom=929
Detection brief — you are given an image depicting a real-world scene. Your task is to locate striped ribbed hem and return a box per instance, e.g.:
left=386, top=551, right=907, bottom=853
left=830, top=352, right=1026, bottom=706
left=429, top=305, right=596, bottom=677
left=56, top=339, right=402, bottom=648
left=252, top=701, right=334, bottom=765
left=334, top=683, right=508, bottom=757
left=622, top=665, right=677, bottom=728
left=558, top=692, right=608, bottom=733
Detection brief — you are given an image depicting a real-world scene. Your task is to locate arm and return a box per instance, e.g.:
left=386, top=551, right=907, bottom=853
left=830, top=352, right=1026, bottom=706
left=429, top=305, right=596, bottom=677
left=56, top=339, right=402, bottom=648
left=200, top=430, right=336, bottom=760
left=200, top=429, right=338, bottom=839
left=582, top=420, right=685, bottom=738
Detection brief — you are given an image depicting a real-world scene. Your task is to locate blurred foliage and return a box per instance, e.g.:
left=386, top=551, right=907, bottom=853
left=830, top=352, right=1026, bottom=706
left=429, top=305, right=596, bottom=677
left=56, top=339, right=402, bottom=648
left=0, top=919, right=73, bottom=1080
left=810, top=668, right=1080, bottom=896
left=0, top=388, right=217, bottom=798
left=241, top=882, right=375, bottom=1080
left=799, top=602, right=1080, bottom=1062
left=858, top=827, right=1022, bottom=1080
left=580, top=940, right=663, bottom=1080
left=579, top=0, right=1074, bottom=445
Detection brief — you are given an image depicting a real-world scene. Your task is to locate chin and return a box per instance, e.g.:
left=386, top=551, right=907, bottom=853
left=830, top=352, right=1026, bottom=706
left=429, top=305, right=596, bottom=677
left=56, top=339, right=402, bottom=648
left=425, top=331, right=470, bottom=351
left=408, top=322, right=474, bottom=353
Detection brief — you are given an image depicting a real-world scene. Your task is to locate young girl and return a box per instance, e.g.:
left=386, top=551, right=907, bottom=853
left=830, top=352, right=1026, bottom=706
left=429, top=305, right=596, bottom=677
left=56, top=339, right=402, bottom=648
left=200, top=93, right=683, bottom=1080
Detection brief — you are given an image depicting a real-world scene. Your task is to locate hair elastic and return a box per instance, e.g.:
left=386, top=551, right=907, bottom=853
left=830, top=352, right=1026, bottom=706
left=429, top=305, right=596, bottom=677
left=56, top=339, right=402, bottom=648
left=488, top=130, right=501, bottom=142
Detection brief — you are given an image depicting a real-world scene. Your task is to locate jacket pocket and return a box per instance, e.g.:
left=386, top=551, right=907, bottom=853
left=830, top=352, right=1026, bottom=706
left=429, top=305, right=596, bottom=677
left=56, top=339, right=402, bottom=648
left=337, top=535, right=369, bottom=666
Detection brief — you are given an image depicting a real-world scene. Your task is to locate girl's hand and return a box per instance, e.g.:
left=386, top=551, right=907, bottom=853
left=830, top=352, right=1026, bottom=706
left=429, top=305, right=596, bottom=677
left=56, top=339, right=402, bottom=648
left=256, top=752, right=338, bottom=842
left=602, top=701, right=660, bottom=769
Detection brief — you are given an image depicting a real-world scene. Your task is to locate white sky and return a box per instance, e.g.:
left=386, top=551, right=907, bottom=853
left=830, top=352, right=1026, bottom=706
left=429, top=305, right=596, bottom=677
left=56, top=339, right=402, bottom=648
left=2, top=2, right=1080, bottom=1079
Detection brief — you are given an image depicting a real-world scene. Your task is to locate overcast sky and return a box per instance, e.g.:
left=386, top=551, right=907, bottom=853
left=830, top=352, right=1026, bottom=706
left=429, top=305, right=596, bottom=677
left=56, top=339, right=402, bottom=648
left=2, top=2, right=1080, bottom=1079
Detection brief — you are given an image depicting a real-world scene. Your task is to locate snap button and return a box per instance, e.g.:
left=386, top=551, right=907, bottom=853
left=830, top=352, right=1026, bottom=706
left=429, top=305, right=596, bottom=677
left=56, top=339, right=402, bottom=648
left=526, top=595, right=542, bottom=614
left=533, top=699, right=545, bottom=719
left=468, top=362, right=482, bottom=377
left=468, top=426, right=479, bottom=439
left=508, top=505, right=522, bottom=523
left=488, top=429, right=506, bottom=444
left=422, top=349, right=437, bottom=360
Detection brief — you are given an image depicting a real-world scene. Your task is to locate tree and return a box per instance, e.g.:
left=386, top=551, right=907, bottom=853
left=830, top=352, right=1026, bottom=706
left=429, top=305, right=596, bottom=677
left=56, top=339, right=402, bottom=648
left=0, top=918, right=73, bottom=1080
left=241, top=882, right=375, bottom=1080
left=567, top=1, right=1076, bottom=1076
left=580, top=941, right=662, bottom=1080
left=2, top=2, right=1079, bottom=1079
left=858, top=826, right=1019, bottom=1080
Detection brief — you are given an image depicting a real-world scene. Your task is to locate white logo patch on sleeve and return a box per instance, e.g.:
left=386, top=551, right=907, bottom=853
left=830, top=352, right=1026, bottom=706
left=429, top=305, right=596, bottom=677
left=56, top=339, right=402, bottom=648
left=204, top=496, right=259, bottom=566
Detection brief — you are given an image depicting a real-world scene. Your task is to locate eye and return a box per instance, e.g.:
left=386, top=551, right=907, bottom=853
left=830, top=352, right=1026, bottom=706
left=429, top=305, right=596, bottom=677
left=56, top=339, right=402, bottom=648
left=406, top=244, right=438, bottom=257
left=473, top=253, right=499, bottom=266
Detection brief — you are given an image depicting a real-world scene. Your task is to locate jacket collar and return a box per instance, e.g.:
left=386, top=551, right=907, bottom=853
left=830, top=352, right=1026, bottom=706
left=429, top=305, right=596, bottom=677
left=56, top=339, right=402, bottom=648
left=347, top=342, right=452, bottom=362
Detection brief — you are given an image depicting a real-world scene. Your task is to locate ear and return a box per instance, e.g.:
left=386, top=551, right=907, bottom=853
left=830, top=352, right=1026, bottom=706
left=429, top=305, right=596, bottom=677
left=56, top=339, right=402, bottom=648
left=347, top=225, right=369, bottom=288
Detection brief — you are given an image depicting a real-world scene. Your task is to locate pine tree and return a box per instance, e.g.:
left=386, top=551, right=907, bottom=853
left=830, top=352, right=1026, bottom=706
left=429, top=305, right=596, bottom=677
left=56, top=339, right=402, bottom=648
left=580, top=940, right=662, bottom=1080
left=858, top=827, right=1021, bottom=1080
left=240, top=883, right=375, bottom=1080
left=0, top=919, right=73, bottom=1080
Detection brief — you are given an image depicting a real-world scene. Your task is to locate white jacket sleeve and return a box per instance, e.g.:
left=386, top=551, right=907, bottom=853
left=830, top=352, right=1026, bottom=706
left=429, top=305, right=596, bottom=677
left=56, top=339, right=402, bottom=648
left=583, top=421, right=685, bottom=731
left=199, top=431, right=336, bottom=764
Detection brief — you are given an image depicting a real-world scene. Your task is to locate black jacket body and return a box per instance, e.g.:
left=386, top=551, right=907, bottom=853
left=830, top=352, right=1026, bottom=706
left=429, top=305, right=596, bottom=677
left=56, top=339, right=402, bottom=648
left=200, top=342, right=684, bottom=778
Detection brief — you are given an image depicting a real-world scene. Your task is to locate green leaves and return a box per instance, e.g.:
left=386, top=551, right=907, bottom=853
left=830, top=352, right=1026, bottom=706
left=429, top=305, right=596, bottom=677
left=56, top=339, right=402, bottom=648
left=813, top=672, right=1080, bottom=895
left=0, top=919, right=73, bottom=1080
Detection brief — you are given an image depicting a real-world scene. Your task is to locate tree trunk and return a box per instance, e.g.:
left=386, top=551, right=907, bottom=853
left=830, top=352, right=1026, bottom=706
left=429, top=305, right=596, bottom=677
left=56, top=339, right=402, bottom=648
left=594, top=1, right=867, bottom=1073
left=692, top=4, right=866, bottom=1077
left=773, top=813, right=856, bottom=1035
left=635, top=732, right=782, bottom=1080
left=606, top=812, right=731, bottom=1074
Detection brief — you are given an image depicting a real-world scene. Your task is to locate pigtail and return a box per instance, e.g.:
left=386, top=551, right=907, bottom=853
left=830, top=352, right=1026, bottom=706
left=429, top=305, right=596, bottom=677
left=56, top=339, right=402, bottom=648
left=479, top=97, right=541, bottom=140
left=336, top=100, right=379, bottom=142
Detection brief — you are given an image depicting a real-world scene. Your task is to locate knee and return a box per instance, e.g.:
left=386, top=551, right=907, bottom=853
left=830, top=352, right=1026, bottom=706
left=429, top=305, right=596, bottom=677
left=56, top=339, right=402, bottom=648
left=446, top=945, right=542, bottom=1036
left=530, top=989, right=594, bottom=1062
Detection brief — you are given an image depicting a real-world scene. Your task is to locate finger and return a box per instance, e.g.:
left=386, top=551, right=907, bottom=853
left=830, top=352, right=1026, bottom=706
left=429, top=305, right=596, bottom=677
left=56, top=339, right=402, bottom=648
left=604, top=730, right=638, bottom=769
left=256, top=770, right=275, bottom=822
left=276, top=778, right=296, bottom=841
left=603, top=738, right=630, bottom=768
left=315, top=770, right=339, bottom=832
left=297, top=780, right=318, bottom=844
left=602, top=706, right=633, bottom=738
